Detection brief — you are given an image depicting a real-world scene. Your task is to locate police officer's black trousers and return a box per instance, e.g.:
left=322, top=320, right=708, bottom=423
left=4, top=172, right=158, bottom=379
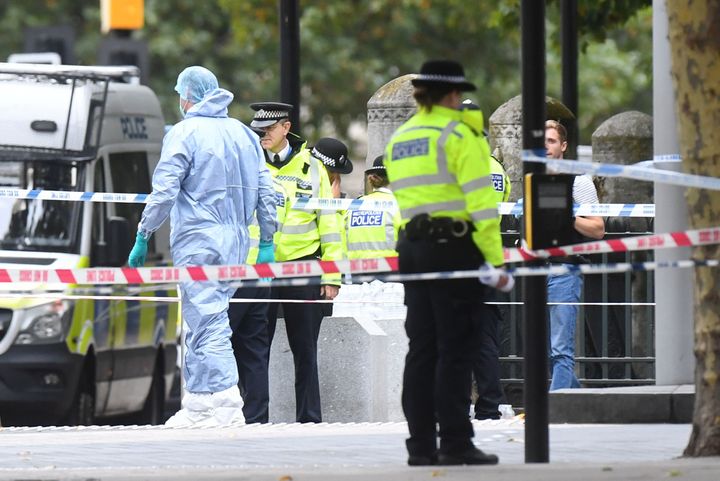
left=267, top=283, right=323, bottom=423
left=398, top=232, right=489, bottom=457
left=228, top=286, right=270, bottom=423
left=472, top=291, right=506, bottom=420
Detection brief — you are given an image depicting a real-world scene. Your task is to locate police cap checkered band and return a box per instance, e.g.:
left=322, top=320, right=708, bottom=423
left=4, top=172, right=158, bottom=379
left=312, top=147, right=340, bottom=167
left=415, top=74, right=468, bottom=83
left=411, top=59, right=476, bottom=92
left=249, top=102, right=293, bottom=128
left=254, top=109, right=290, bottom=120
left=311, top=137, right=354, bottom=174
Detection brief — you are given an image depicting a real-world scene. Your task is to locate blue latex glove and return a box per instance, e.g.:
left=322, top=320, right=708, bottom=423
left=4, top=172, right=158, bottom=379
left=128, top=232, right=149, bottom=267
left=256, top=240, right=275, bottom=265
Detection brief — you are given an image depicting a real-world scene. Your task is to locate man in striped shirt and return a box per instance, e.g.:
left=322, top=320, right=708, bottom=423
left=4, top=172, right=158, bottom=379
left=545, top=120, right=605, bottom=390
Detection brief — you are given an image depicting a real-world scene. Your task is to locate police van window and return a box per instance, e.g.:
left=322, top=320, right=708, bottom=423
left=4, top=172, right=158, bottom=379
left=108, top=152, right=155, bottom=253
left=0, top=161, right=84, bottom=253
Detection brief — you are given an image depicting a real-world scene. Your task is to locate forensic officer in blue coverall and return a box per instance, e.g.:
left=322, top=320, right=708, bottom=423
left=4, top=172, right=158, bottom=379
left=128, top=66, right=277, bottom=426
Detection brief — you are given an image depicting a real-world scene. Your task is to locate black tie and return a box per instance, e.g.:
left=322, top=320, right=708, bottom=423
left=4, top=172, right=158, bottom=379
left=273, top=153, right=281, bottom=163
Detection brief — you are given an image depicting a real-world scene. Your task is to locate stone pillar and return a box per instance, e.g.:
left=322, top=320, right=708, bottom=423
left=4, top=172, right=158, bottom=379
left=364, top=74, right=416, bottom=192
left=489, top=95, right=574, bottom=201
left=591, top=111, right=654, bottom=379
left=591, top=111, right=654, bottom=222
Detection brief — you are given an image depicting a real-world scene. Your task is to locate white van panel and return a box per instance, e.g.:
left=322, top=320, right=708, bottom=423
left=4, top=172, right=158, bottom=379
left=1, top=82, right=95, bottom=151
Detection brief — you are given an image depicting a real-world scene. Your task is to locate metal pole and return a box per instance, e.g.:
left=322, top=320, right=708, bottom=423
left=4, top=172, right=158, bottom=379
left=652, top=0, right=693, bottom=384
left=279, top=0, right=300, bottom=130
left=521, top=0, right=549, bottom=464
left=560, top=0, right=578, bottom=159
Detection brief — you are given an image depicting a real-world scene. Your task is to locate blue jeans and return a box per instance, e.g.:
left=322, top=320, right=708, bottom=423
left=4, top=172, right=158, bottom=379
left=547, top=268, right=583, bottom=391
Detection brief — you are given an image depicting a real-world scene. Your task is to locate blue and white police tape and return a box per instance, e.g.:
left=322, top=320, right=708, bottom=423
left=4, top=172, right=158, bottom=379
left=498, top=202, right=655, bottom=217
left=295, top=197, right=656, bottom=217
left=0, top=186, right=657, bottom=218
left=522, top=151, right=720, bottom=191
left=292, top=196, right=398, bottom=212
left=0, top=187, right=147, bottom=203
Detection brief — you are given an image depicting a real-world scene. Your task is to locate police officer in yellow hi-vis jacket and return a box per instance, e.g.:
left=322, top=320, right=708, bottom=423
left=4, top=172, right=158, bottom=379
left=346, top=155, right=400, bottom=259
left=308, top=136, right=353, bottom=314
left=250, top=102, right=343, bottom=423
left=385, top=60, right=514, bottom=466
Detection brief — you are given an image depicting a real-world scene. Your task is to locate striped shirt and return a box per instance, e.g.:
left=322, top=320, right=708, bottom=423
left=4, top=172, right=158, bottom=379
left=573, top=175, right=599, bottom=205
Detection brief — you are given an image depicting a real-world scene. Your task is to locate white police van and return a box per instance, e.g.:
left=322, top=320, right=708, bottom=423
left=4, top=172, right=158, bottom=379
left=0, top=63, right=178, bottom=426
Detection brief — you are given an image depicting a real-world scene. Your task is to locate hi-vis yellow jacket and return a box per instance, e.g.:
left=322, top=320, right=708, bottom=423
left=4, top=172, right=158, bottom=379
left=345, top=188, right=400, bottom=259
left=384, top=105, right=504, bottom=266
left=247, top=178, right=289, bottom=264
left=460, top=107, right=511, bottom=204
left=268, top=137, right=343, bottom=285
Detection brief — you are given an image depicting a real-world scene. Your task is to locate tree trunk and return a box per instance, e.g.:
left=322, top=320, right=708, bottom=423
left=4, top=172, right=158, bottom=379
left=666, top=0, right=720, bottom=457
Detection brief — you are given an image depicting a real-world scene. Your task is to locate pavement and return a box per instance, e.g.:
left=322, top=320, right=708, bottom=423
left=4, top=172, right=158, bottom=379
left=0, top=420, right=718, bottom=480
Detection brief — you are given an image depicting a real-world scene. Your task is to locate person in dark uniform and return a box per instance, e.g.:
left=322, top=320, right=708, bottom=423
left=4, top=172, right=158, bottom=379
left=385, top=60, right=514, bottom=466
left=249, top=102, right=343, bottom=423
left=229, top=178, right=288, bottom=424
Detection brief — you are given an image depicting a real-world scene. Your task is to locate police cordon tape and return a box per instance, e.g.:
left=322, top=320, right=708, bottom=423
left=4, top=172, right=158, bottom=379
left=293, top=197, right=656, bottom=217
left=502, top=224, right=719, bottom=263
left=1, top=258, right=712, bottom=294
left=522, top=151, right=720, bottom=191
left=0, top=225, right=717, bottom=287
left=0, top=187, right=148, bottom=203
left=0, top=186, right=656, bottom=217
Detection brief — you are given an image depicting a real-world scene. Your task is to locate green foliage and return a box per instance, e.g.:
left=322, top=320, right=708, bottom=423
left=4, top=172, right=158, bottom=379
left=0, top=0, right=652, bottom=149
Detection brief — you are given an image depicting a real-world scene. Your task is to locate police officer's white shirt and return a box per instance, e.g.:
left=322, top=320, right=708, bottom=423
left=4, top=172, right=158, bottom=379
left=268, top=142, right=292, bottom=163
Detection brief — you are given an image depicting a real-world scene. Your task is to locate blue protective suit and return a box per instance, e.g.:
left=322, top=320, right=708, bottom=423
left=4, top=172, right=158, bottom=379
left=139, top=88, right=277, bottom=393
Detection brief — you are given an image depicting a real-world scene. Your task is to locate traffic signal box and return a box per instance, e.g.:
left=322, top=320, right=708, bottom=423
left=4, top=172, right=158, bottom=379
left=523, top=173, right=576, bottom=250
left=101, top=0, right=144, bottom=34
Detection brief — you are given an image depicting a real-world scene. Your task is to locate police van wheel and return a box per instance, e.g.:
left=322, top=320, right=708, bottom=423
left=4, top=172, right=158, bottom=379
left=136, top=362, right=165, bottom=425
left=67, top=384, right=95, bottom=426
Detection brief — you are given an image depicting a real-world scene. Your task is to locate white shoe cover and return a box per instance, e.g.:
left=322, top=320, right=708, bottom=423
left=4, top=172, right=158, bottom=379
left=211, top=385, right=245, bottom=426
left=164, top=391, right=216, bottom=427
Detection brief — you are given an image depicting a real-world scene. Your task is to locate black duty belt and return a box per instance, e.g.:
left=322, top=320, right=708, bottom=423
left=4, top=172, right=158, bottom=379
left=404, top=214, right=475, bottom=242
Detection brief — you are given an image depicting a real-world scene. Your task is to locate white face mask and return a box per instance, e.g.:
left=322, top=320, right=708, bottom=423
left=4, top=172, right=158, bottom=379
left=178, top=99, right=187, bottom=118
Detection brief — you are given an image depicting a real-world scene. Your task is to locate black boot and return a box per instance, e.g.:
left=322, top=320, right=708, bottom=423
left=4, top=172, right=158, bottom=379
left=438, top=446, right=499, bottom=465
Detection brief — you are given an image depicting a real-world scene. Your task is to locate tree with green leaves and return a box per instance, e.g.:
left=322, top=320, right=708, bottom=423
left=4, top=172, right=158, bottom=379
left=0, top=1, right=651, bottom=151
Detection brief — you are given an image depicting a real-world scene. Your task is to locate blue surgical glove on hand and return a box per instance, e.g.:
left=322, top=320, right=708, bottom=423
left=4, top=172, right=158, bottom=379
left=128, top=232, right=149, bottom=267
left=256, top=240, right=275, bottom=265
left=479, top=262, right=515, bottom=293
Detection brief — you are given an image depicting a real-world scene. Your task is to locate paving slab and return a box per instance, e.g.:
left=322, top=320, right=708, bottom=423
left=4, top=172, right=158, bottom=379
left=0, top=420, right=706, bottom=480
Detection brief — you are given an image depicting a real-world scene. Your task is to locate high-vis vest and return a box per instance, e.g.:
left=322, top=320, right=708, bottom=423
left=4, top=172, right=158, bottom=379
left=345, top=188, right=400, bottom=259
left=384, top=105, right=504, bottom=266
left=247, top=178, right=289, bottom=264
left=268, top=143, right=342, bottom=284
left=490, top=156, right=511, bottom=203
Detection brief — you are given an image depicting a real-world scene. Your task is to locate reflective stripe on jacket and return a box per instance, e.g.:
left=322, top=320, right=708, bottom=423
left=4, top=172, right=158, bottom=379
left=345, top=188, right=400, bottom=259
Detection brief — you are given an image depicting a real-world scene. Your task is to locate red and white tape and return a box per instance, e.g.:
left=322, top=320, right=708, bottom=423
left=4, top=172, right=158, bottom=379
left=503, top=225, right=720, bottom=263
left=0, top=257, right=397, bottom=285
left=0, top=226, right=717, bottom=286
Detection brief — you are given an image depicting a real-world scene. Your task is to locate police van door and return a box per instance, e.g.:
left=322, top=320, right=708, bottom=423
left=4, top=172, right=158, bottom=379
left=101, top=151, right=163, bottom=414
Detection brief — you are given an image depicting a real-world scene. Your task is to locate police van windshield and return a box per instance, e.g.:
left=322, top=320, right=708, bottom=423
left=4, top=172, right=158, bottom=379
left=0, top=161, right=84, bottom=253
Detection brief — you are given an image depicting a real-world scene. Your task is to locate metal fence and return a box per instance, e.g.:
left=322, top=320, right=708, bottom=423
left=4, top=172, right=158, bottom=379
left=498, top=218, right=655, bottom=396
